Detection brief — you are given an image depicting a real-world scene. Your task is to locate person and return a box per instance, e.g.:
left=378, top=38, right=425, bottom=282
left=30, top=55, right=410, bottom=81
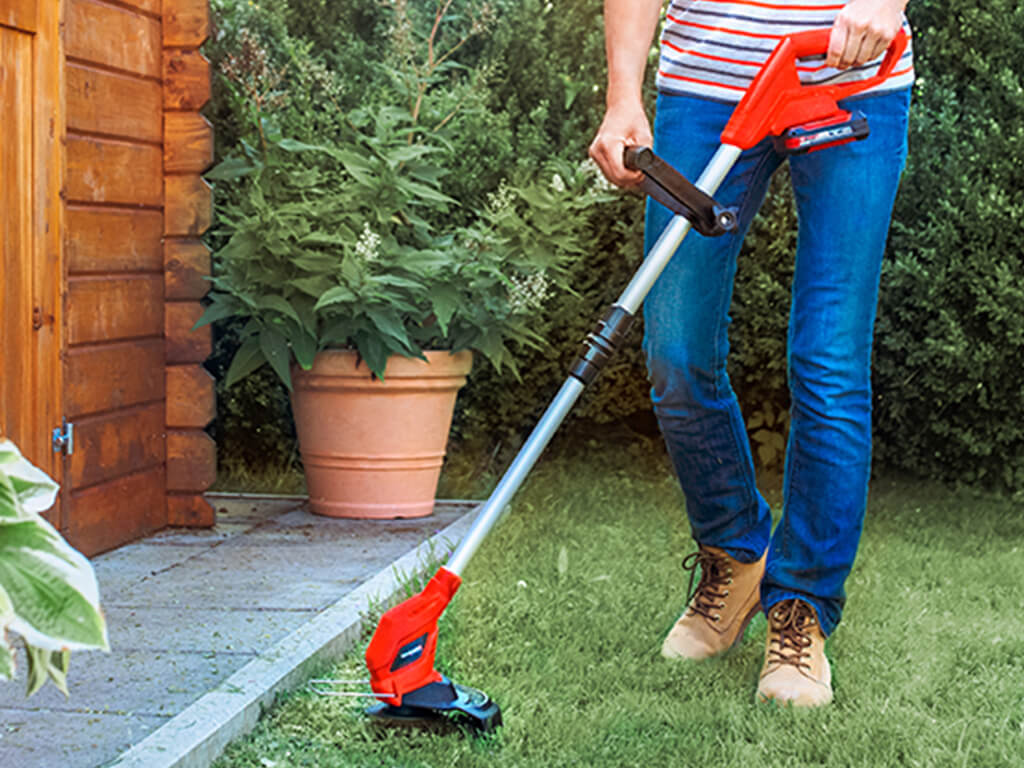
left=589, top=0, right=913, bottom=707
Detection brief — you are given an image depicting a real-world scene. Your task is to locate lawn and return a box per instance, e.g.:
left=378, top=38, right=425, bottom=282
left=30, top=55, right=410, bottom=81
left=212, top=436, right=1024, bottom=767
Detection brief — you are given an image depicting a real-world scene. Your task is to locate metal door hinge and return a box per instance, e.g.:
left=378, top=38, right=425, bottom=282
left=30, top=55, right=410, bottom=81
left=52, top=420, right=74, bottom=456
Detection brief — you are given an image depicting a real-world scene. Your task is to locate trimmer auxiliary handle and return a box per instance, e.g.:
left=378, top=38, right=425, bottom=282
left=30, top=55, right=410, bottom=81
left=360, top=28, right=907, bottom=731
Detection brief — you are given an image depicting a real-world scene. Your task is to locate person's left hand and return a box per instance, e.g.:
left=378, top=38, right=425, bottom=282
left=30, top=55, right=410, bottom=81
left=826, top=0, right=906, bottom=70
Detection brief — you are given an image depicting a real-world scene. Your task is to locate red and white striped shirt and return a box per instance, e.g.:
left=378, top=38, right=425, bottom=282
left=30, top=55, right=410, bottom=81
left=657, top=0, right=915, bottom=102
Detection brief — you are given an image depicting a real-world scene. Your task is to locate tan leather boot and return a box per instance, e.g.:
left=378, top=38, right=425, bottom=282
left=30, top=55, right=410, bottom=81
left=661, top=545, right=766, bottom=660
left=757, top=598, right=833, bottom=707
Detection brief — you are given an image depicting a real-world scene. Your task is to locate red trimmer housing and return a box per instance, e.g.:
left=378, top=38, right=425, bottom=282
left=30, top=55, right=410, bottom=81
left=365, top=567, right=460, bottom=706
left=721, top=28, right=908, bottom=151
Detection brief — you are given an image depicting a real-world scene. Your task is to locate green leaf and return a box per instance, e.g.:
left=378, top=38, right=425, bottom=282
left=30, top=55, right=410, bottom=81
left=429, top=285, right=461, bottom=336
left=0, top=519, right=108, bottom=651
left=366, top=308, right=413, bottom=348
left=291, top=330, right=319, bottom=371
left=0, top=440, right=59, bottom=515
left=255, top=296, right=302, bottom=326
left=315, top=286, right=357, bottom=310
left=192, top=298, right=240, bottom=331
left=205, top=156, right=257, bottom=181
left=260, top=326, right=293, bottom=390
left=224, top=336, right=266, bottom=388
left=277, top=138, right=329, bottom=153
left=0, top=638, right=13, bottom=681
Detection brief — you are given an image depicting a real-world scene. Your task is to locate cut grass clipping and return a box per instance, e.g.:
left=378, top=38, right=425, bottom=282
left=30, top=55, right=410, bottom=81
left=213, top=440, right=1024, bottom=767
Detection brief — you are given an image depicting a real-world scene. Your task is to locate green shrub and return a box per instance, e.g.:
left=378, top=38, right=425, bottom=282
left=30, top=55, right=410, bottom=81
left=873, top=0, right=1024, bottom=491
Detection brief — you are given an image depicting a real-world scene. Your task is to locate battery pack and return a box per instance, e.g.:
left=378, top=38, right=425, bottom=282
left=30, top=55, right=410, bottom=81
left=773, top=110, right=869, bottom=155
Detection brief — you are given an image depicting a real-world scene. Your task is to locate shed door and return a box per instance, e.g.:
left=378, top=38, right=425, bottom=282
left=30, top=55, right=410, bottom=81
left=1, top=0, right=65, bottom=526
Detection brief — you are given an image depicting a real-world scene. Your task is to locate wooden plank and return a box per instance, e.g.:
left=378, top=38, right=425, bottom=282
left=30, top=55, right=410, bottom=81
left=164, top=112, right=213, bottom=173
left=117, top=0, right=161, bottom=16
left=69, top=403, right=165, bottom=490
left=167, top=493, right=215, bottom=527
left=67, top=135, right=162, bottom=206
left=66, top=0, right=161, bottom=77
left=164, top=174, right=212, bottom=235
left=166, top=364, right=215, bottom=428
left=164, top=239, right=210, bottom=299
left=67, top=275, right=164, bottom=345
left=165, top=301, right=211, bottom=363
left=0, top=0, right=36, bottom=34
left=163, top=0, right=210, bottom=47
left=163, top=48, right=210, bottom=110
left=66, top=340, right=165, bottom=418
left=67, top=62, right=162, bottom=142
left=166, top=430, right=216, bottom=492
left=66, top=207, right=163, bottom=274
left=67, top=467, right=166, bottom=556
left=0, top=28, right=36, bottom=461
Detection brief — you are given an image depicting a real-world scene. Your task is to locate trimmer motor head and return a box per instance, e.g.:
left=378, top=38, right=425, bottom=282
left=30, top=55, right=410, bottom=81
left=366, top=676, right=502, bottom=733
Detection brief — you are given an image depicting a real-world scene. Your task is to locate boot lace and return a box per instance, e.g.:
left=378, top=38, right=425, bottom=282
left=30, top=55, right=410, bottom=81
left=766, top=599, right=817, bottom=671
left=681, top=547, right=733, bottom=623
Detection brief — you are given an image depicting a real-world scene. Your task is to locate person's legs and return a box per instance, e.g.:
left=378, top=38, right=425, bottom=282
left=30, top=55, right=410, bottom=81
left=645, top=92, right=782, bottom=565
left=758, top=87, right=911, bottom=705
left=645, top=92, right=782, bottom=658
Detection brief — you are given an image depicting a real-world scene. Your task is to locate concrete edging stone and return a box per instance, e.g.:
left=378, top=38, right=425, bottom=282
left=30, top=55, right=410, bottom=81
left=108, top=507, right=477, bottom=768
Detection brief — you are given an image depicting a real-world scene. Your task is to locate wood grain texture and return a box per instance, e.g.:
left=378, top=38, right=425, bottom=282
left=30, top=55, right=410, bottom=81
left=164, top=239, right=211, bottom=299
left=166, top=364, right=215, bottom=428
left=115, top=0, right=161, bottom=16
left=163, top=0, right=210, bottom=47
left=66, top=0, right=160, bottom=77
left=163, top=48, right=210, bottom=110
left=66, top=340, right=165, bottom=418
left=164, top=174, right=212, bottom=235
left=67, top=63, right=162, bottom=142
left=166, top=430, right=216, bottom=492
left=67, top=276, right=164, bottom=345
left=164, top=112, right=213, bottom=173
left=67, top=468, right=167, bottom=556
left=66, top=206, right=163, bottom=274
left=67, top=135, right=162, bottom=206
left=167, top=493, right=215, bottom=527
left=164, top=301, right=211, bottom=363
left=69, top=403, right=165, bottom=490
left=0, top=0, right=36, bottom=34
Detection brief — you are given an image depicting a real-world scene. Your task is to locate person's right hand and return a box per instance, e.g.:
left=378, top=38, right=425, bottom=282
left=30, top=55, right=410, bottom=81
left=588, top=100, right=653, bottom=189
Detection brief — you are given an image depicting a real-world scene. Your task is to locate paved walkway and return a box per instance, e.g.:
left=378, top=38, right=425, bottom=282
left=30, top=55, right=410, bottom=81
left=0, top=495, right=475, bottom=768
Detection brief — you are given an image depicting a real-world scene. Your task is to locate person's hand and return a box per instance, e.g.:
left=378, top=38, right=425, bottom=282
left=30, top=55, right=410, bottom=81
left=826, top=0, right=906, bottom=70
left=588, top=100, right=653, bottom=189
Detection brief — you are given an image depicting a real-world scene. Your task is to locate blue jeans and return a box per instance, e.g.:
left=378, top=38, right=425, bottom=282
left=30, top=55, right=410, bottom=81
left=644, top=88, right=911, bottom=636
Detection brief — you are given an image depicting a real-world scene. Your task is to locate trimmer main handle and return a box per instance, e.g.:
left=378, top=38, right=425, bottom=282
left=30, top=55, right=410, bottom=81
left=721, top=28, right=908, bottom=150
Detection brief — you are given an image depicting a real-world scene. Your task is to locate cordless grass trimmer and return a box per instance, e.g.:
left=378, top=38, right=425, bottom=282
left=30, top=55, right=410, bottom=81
left=324, top=28, right=907, bottom=732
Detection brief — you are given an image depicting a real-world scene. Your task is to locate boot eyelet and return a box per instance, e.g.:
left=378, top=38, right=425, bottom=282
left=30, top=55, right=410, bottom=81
left=714, top=614, right=722, bottom=622
left=723, top=590, right=730, bottom=597
left=727, top=578, right=734, bottom=585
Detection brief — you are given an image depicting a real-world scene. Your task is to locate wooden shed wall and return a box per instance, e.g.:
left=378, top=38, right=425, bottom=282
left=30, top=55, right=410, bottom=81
left=60, top=0, right=215, bottom=554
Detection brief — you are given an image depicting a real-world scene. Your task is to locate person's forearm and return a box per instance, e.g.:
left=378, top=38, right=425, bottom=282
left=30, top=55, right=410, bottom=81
left=603, top=0, right=664, bottom=109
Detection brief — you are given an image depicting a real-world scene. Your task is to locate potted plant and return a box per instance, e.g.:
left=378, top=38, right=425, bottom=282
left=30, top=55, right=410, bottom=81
left=198, top=87, right=612, bottom=517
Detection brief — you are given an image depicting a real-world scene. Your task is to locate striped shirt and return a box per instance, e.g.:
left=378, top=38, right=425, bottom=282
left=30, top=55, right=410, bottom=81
left=657, top=0, right=915, bottom=102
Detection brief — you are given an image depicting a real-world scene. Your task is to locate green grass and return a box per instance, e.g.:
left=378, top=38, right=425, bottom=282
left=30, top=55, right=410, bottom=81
left=212, top=437, right=1024, bottom=767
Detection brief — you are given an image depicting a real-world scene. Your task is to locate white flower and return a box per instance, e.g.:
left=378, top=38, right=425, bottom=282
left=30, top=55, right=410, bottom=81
left=578, top=157, right=615, bottom=193
left=354, top=222, right=381, bottom=262
left=486, top=181, right=516, bottom=213
left=509, top=272, right=551, bottom=312
left=550, top=173, right=566, bottom=192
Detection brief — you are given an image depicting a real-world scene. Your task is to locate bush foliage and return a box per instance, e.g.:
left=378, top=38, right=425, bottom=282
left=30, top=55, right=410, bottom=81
left=206, top=0, right=1023, bottom=492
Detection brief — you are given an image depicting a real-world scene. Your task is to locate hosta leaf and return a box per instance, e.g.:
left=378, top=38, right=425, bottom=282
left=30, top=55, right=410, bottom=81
left=0, top=519, right=108, bottom=652
left=0, top=440, right=59, bottom=515
left=0, top=638, right=13, bottom=681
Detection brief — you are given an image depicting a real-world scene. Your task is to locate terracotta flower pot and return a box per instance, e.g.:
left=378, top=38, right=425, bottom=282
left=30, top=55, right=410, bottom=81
left=290, top=349, right=472, bottom=519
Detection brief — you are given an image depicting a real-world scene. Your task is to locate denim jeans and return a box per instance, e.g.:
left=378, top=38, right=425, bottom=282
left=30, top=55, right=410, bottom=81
left=643, top=87, right=911, bottom=636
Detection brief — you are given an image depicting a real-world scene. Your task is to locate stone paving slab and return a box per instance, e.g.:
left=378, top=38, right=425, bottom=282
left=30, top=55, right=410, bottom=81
left=103, top=607, right=313, bottom=654
left=0, top=497, right=478, bottom=768
left=0, top=709, right=167, bottom=768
